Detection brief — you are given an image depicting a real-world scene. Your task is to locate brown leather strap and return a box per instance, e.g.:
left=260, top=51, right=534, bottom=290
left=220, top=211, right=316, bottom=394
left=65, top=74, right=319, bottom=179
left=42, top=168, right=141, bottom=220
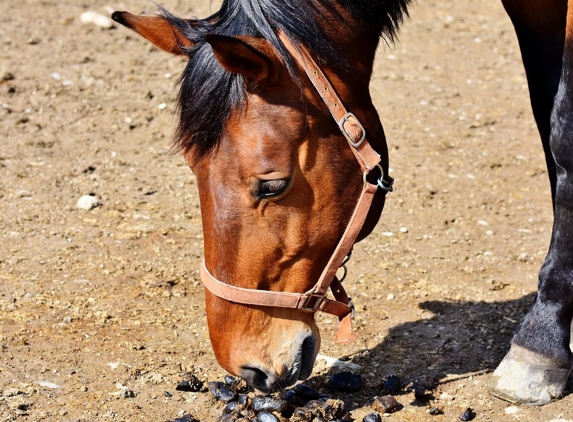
left=279, top=33, right=381, bottom=173
left=201, top=261, right=353, bottom=318
left=199, top=32, right=391, bottom=344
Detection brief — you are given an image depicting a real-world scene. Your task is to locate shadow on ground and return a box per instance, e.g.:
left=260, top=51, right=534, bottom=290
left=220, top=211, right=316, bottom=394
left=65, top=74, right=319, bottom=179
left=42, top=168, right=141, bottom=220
left=306, top=293, right=573, bottom=407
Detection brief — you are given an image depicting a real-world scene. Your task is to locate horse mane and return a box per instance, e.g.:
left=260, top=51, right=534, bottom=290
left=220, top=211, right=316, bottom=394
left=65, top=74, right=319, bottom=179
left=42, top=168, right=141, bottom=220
left=163, top=0, right=411, bottom=158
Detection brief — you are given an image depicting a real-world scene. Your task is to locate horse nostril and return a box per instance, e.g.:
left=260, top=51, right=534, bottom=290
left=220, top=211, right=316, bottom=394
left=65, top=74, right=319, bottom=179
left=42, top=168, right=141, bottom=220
left=241, top=366, right=274, bottom=393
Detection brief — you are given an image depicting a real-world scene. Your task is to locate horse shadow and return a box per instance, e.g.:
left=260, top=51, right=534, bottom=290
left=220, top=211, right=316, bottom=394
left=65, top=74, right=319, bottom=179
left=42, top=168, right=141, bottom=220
left=308, top=293, right=572, bottom=406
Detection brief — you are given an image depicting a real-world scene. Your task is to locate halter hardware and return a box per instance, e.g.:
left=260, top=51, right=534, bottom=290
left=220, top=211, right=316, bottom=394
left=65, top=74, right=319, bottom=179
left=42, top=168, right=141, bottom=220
left=339, top=112, right=366, bottom=147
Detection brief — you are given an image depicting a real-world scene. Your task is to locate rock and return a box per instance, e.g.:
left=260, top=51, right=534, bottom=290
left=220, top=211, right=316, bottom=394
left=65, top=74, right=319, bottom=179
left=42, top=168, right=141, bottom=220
left=327, top=372, right=363, bottom=392
left=372, top=395, right=402, bottom=413
left=76, top=195, right=98, bottom=210
left=80, top=11, right=114, bottom=29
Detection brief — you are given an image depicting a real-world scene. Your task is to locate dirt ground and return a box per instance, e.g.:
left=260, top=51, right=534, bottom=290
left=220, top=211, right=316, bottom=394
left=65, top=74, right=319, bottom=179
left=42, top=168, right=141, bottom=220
left=1, top=0, right=572, bottom=421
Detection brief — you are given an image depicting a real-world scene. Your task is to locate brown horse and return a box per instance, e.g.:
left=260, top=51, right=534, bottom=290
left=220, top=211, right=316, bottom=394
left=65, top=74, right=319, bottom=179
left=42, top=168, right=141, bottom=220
left=112, top=0, right=573, bottom=405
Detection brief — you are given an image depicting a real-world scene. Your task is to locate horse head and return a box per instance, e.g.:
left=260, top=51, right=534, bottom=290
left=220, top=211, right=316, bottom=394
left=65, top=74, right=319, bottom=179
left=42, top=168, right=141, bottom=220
left=112, top=0, right=405, bottom=392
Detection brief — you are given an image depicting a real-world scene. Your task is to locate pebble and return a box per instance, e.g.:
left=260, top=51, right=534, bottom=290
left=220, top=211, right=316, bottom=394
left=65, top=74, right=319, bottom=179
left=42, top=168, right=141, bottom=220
left=327, top=372, right=362, bottom=392
left=76, top=195, right=98, bottom=210
left=372, top=395, right=401, bottom=413
left=460, top=407, right=476, bottom=421
left=80, top=11, right=114, bottom=29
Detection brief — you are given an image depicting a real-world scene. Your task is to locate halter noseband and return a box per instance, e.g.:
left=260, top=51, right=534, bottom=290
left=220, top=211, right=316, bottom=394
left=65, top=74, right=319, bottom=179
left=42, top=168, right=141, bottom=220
left=200, top=32, right=393, bottom=343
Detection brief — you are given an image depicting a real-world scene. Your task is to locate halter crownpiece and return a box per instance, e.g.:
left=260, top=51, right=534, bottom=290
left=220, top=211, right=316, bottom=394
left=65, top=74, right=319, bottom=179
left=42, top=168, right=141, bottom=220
left=199, top=31, right=394, bottom=344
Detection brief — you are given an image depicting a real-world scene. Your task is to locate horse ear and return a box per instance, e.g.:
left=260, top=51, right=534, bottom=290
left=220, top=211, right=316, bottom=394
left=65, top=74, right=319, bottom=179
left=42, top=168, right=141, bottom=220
left=111, top=11, right=193, bottom=55
left=206, top=35, right=280, bottom=85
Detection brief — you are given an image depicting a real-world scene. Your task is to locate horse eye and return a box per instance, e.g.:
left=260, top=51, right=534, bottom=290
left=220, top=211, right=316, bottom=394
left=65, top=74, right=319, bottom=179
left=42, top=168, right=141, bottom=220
left=257, top=179, right=290, bottom=199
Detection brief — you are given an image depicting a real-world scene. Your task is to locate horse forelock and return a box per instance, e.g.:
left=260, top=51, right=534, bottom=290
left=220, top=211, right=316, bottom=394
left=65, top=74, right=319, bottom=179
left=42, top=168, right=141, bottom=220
left=163, top=0, right=411, bottom=159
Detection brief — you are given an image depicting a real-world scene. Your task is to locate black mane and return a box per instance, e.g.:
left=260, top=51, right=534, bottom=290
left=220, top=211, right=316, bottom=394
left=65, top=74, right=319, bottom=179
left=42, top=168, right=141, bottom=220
left=164, top=0, right=411, bottom=158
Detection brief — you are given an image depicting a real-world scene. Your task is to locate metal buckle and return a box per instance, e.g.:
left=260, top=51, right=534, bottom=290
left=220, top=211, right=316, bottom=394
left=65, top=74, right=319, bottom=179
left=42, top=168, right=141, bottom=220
left=301, top=294, right=326, bottom=312
left=338, top=112, right=366, bottom=148
left=363, top=164, right=394, bottom=192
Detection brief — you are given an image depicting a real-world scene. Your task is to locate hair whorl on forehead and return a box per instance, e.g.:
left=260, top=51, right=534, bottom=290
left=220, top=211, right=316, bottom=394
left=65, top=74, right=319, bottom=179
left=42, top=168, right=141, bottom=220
left=165, top=0, right=411, bottom=159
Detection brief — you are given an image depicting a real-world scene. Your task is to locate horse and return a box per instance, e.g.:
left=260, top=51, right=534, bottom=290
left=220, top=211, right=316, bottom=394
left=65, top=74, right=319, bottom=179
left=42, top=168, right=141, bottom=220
left=112, top=0, right=573, bottom=405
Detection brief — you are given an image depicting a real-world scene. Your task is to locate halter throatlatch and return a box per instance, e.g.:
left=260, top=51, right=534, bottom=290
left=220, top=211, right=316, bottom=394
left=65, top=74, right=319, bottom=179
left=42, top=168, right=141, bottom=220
left=200, top=32, right=393, bottom=344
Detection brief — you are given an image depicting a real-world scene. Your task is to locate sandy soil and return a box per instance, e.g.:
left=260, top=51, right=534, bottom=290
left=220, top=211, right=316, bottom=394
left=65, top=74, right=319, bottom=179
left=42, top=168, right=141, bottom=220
left=1, top=0, right=572, bottom=421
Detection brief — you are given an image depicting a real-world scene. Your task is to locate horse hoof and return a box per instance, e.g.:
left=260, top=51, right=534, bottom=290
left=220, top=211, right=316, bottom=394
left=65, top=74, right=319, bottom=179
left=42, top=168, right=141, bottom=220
left=488, top=344, right=572, bottom=405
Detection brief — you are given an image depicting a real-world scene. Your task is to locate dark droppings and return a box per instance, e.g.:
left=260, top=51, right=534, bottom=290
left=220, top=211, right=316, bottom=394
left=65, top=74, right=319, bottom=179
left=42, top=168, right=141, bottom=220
left=218, top=387, right=238, bottom=403
left=363, top=412, right=382, bottom=422
left=208, top=376, right=350, bottom=421
left=255, top=411, right=279, bottom=422
left=176, top=373, right=204, bottom=392
left=327, top=372, right=363, bottom=392
left=428, top=406, right=444, bottom=415
left=251, top=396, right=288, bottom=413
left=460, top=407, right=476, bottom=421
left=382, top=375, right=401, bottom=395
left=293, top=384, right=320, bottom=401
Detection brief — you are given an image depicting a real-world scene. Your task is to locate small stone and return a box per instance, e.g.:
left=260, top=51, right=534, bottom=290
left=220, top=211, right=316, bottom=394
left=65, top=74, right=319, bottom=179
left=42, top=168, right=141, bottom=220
left=372, top=395, right=401, bottom=413
left=76, top=195, right=98, bottom=210
left=386, top=293, right=395, bottom=300
left=158, top=102, right=167, bottom=110
left=327, top=372, right=362, bottom=392
left=460, top=407, right=475, bottom=421
left=399, top=227, right=408, bottom=233
left=164, top=391, right=172, bottom=397
left=80, top=11, right=114, bottom=29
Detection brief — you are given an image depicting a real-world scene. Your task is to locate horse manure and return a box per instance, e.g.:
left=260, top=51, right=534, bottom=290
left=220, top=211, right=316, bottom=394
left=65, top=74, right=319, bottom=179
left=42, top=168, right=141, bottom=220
left=290, top=399, right=348, bottom=421
left=293, top=383, right=320, bottom=401
left=327, top=372, right=363, bottom=392
left=176, top=378, right=202, bottom=393
left=427, top=406, right=444, bottom=415
left=460, top=407, right=476, bottom=421
left=363, top=412, right=382, bottom=422
left=171, top=415, right=198, bottom=422
left=251, top=396, right=288, bottom=413
left=218, top=387, right=238, bottom=403
left=255, top=411, right=279, bottom=422
left=225, top=375, right=239, bottom=388
left=284, top=390, right=307, bottom=407
left=372, top=395, right=402, bottom=414
left=208, top=381, right=225, bottom=399
left=223, top=401, right=239, bottom=414
left=382, top=375, right=401, bottom=395
left=237, top=393, right=250, bottom=410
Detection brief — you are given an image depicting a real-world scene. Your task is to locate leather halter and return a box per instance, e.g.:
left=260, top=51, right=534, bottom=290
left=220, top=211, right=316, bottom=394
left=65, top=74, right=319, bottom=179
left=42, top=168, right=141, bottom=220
left=200, top=32, right=393, bottom=343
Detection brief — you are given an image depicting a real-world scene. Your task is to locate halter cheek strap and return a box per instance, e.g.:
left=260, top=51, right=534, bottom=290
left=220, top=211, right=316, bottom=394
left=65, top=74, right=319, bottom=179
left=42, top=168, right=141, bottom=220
left=199, top=32, right=393, bottom=344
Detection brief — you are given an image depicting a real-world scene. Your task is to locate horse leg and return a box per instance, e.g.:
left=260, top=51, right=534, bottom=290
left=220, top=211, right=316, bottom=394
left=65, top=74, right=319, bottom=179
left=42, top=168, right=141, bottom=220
left=490, top=0, right=573, bottom=405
